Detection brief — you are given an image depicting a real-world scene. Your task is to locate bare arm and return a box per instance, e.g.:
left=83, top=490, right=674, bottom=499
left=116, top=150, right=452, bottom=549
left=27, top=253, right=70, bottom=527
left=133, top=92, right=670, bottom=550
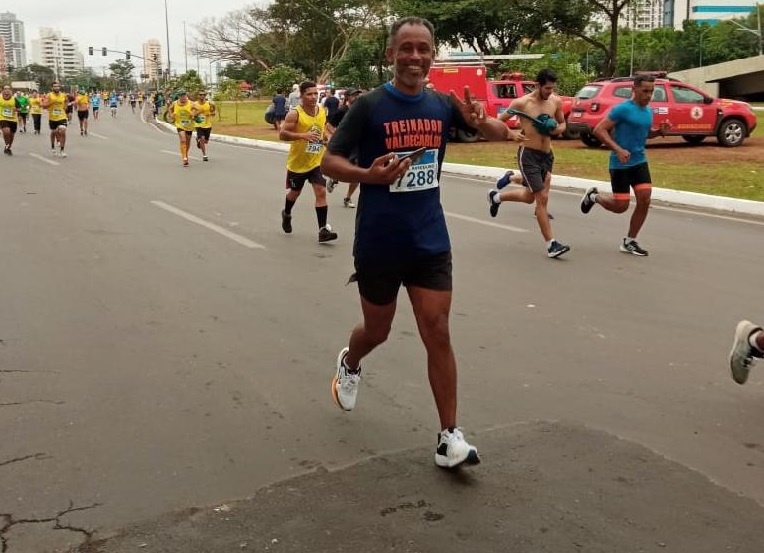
left=593, top=116, right=630, bottom=164
left=551, top=97, right=566, bottom=137
left=279, top=110, right=316, bottom=142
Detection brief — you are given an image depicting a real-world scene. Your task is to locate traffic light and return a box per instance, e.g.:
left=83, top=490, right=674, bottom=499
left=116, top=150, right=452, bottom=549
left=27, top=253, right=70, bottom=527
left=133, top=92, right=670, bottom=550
left=102, top=47, right=107, bottom=56
left=126, top=51, right=131, bottom=60
left=88, top=46, right=93, bottom=56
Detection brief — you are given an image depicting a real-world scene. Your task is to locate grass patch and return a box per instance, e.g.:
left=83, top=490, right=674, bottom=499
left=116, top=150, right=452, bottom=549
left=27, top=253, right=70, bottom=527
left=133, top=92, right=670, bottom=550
left=211, top=100, right=764, bottom=202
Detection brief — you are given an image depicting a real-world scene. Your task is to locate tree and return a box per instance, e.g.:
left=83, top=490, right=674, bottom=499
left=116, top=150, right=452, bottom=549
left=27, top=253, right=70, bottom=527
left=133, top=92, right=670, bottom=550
left=257, top=64, right=305, bottom=96
left=545, top=0, right=636, bottom=77
left=390, top=0, right=550, bottom=54
left=218, top=62, right=260, bottom=85
left=193, top=6, right=277, bottom=69
left=10, top=63, right=56, bottom=90
left=329, top=34, right=388, bottom=88
left=167, top=70, right=206, bottom=95
left=267, top=0, right=388, bottom=81
left=109, top=60, right=135, bottom=88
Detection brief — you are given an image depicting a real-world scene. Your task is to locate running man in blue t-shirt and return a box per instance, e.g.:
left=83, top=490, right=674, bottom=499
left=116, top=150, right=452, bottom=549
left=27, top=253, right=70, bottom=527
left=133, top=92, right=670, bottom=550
left=580, top=74, right=671, bottom=256
left=322, top=16, right=510, bottom=470
left=91, top=93, right=101, bottom=120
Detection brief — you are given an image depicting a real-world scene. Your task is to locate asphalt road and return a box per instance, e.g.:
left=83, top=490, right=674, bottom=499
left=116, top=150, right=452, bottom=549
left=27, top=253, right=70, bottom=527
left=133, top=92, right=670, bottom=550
left=1, top=105, right=763, bottom=552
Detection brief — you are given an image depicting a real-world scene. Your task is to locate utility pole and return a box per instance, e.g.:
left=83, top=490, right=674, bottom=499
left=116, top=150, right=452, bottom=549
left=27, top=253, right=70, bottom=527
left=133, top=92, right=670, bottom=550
left=164, top=0, right=171, bottom=80
left=183, top=21, right=188, bottom=73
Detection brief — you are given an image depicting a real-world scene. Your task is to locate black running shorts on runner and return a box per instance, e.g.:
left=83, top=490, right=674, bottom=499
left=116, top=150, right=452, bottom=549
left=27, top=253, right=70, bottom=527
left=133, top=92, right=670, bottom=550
left=177, top=129, right=193, bottom=137
left=77, top=110, right=89, bottom=120
left=196, top=127, right=211, bottom=141
left=351, top=251, right=453, bottom=306
left=609, top=162, right=652, bottom=197
left=285, top=167, right=327, bottom=191
left=0, top=121, right=17, bottom=133
left=49, top=120, right=67, bottom=130
left=517, top=146, right=554, bottom=193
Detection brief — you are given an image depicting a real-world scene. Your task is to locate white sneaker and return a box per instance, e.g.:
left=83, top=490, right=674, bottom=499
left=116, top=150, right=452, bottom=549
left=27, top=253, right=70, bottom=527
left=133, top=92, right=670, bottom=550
left=59, top=151, right=67, bottom=158
left=327, top=179, right=337, bottom=193
left=729, top=320, right=763, bottom=385
left=51, top=149, right=57, bottom=156
left=434, top=428, right=480, bottom=468
left=331, top=347, right=360, bottom=411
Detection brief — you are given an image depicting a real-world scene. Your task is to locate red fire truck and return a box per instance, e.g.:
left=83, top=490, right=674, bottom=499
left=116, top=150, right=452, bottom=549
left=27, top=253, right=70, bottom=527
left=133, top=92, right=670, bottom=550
left=427, top=61, right=575, bottom=141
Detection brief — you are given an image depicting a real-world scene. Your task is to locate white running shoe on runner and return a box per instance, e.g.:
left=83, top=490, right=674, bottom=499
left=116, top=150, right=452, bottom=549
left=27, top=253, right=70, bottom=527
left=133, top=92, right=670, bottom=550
left=434, top=428, right=480, bottom=468
left=332, top=347, right=361, bottom=411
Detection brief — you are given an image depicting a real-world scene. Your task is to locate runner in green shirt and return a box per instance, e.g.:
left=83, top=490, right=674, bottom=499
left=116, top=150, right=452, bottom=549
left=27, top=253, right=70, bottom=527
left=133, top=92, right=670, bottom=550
left=16, top=92, right=30, bottom=133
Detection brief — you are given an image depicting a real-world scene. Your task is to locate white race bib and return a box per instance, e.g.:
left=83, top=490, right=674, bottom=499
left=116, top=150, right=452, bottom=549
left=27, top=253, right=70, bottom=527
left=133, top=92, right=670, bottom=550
left=2, top=108, right=11, bottom=117
left=180, top=119, right=191, bottom=126
left=52, top=108, right=62, bottom=116
left=390, top=149, right=439, bottom=193
left=305, top=141, right=323, bottom=154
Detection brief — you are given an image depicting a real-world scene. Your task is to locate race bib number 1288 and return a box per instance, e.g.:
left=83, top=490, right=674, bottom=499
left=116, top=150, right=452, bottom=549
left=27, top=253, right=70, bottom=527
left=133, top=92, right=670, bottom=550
left=389, top=149, right=439, bottom=193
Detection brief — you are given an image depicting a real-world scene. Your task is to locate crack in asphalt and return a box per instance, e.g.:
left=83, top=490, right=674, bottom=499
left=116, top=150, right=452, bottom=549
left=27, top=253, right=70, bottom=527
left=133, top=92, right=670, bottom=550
left=0, top=400, right=66, bottom=407
left=0, top=370, right=57, bottom=374
left=0, top=501, right=102, bottom=553
left=0, top=453, right=51, bottom=468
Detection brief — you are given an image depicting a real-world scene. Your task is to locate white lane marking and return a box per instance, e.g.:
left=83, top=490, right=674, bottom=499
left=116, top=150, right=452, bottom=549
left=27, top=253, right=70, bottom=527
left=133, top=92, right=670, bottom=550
left=29, top=153, right=60, bottom=166
left=445, top=212, right=529, bottom=233
left=151, top=201, right=266, bottom=250
left=88, top=132, right=109, bottom=140
left=159, top=150, right=204, bottom=161
left=443, top=174, right=764, bottom=226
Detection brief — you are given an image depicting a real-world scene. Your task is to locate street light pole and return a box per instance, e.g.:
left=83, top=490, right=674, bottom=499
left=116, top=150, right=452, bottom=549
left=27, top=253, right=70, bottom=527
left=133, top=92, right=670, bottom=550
left=183, top=21, right=188, bottom=73
left=164, top=0, right=171, bottom=81
left=629, top=30, right=635, bottom=76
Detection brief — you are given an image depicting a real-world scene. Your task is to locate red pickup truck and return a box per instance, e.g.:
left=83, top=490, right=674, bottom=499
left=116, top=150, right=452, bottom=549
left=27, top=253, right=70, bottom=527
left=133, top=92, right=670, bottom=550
left=426, top=65, right=575, bottom=141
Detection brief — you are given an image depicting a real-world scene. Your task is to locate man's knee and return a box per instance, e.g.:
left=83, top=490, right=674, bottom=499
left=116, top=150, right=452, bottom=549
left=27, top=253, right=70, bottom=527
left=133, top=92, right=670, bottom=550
left=612, top=200, right=630, bottom=213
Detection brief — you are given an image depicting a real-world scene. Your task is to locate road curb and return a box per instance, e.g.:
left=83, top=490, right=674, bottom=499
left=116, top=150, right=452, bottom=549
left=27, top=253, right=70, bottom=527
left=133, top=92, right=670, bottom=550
left=155, top=120, right=764, bottom=217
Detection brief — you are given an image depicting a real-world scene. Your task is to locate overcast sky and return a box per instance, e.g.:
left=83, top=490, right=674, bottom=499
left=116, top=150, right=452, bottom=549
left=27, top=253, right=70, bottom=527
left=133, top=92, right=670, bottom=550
left=9, top=1, right=257, bottom=79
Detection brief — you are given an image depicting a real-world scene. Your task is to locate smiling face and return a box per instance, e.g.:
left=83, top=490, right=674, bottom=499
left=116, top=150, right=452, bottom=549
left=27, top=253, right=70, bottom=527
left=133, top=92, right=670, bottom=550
left=2, top=86, right=11, bottom=100
left=386, top=22, right=434, bottom=95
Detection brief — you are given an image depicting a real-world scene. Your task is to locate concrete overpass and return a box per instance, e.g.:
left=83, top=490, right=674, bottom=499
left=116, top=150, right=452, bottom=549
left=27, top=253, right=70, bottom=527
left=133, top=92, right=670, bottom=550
left=669, top=54, right=764, bottom=100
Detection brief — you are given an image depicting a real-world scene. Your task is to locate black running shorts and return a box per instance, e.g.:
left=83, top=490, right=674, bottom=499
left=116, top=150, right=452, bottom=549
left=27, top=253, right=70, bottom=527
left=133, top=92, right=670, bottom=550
left=0, top=121, right=17, bottom=133
left=351, top=251, right=453, bottom=306
left=517, top=146, right=554, bottom=193
left=77, top=110, right=89, bottom=120
left=609, top=162, right=652, bottom=199
left=196, top=127, right=211, bottom=141
left=49, top=120, right=67, bottom=130
left=285, top=167, right=326, bottom=191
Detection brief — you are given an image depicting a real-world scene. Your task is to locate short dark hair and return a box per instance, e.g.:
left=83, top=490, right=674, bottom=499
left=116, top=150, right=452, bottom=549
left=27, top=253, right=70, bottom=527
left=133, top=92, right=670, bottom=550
left=387, top=17, right=435, bottom=47
left=299, top=81, right=317, bottom=95
left=536, top=68, right=557, bottom=86
left=633, top=74, right=656, bottom=87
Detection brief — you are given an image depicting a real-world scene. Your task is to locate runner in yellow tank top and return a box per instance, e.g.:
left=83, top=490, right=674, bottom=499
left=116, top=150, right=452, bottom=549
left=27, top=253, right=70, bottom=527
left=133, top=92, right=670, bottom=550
left=29, top=90, right=43, bottom=134
left=42, top=82, right=69, bottom=157
left=278, top=81, right=337, bottom=243
left=0, top=85, right=20, bottom=155
left=170, top=89, right=199, bottom=167
left=193, top=90, right=215, bottom=161
left=75, top=90, right=90, bottom=136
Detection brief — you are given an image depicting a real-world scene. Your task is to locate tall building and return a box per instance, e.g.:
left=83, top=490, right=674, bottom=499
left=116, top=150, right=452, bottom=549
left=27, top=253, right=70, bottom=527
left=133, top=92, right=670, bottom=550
left=664, top=0, right=760, bottom=28
left=30, top=28, right=84, bottom=79
left=0, top=12, right=27, bottom=70
left=142, top=39, right=162, bottom=81
left=624, top=0, right=666, bottom=30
